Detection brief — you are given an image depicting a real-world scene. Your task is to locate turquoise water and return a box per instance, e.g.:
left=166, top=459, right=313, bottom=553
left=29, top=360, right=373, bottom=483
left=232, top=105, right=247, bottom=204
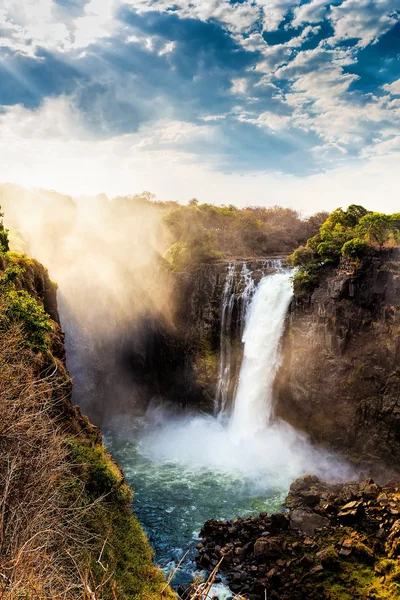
left=104, top=416, right=288, bottom=587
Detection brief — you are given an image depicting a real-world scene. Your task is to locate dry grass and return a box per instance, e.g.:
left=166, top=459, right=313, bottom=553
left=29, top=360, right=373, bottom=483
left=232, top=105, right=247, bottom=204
left=0, top=324, right=102, bottom=599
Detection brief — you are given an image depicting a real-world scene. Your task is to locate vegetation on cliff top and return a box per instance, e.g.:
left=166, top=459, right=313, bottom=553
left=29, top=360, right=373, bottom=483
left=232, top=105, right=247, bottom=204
left=0, top=207, right=175, bottom=599
left=163, top=199, right=328, bottom=270
left=290, top=205, right=400, bottom=295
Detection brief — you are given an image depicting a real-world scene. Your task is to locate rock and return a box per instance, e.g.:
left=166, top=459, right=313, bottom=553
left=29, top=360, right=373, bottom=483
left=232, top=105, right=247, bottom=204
left=386, top=519, right=400, bottom=557
left=274, top=249, right=400, bottom=470
left=316, top=546, right=340, bottom=571
left=299, top=554, right=314, bottom=568
left=338, top=500, right=365, bottom=523
left=253, top=536, right=284, bottom=558
left=290, top=509, right=330, bottom=536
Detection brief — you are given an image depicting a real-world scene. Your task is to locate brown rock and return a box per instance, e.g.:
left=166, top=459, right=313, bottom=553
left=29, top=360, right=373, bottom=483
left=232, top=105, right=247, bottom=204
left=290, top=509, right=330, bottom=536
left=253, top=536, right=284, bottom=558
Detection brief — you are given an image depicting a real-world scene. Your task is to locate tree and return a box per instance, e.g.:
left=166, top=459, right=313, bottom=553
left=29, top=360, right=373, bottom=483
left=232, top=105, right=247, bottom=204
left=342, top=238, right=368, bottom=260
left=356, top=213, right=392, bottom=248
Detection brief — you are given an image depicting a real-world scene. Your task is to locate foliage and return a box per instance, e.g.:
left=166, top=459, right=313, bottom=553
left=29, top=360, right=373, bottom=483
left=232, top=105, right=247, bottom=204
left=290, top=204, right=400, bottom=296
left=165, top=241, right=188, bottom=271
left=0, top=277, right=52, bottom=353
left=0, top=206, right=9, bottom=253
left=356, top=212, right=392, bottom=247
left=290, top=245, right=315, bottom=268
left=0, top=256, right=53, bottom=353
left=68, top=439, right=175, bottom=600
left=342, top=238, right=369, bottom=260
left=163, top=201, right=328, bottom=269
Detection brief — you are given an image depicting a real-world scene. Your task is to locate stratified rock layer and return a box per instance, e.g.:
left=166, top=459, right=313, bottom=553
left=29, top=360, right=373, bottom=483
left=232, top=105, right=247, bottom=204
left=197, top=475, right=400, bottom=599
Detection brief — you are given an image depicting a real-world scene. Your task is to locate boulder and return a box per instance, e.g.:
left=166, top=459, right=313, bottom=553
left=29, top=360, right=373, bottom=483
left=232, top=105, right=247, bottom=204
left=289, top=510, right=330, bottom=536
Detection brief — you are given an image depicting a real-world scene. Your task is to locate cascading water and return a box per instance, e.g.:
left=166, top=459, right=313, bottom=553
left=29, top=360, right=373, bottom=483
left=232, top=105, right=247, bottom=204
left=215, top=260, right=283, bottom=415
left=104, top=261, right=354, bottom=591
left=230, top=271, right=294, bottom=435
left=215, top=262, right=258, bottom=414
left=215, top=264, right=236, bottom=414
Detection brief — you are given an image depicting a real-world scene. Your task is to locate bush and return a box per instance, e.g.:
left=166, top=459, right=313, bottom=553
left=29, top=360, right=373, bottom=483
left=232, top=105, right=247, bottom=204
left=292, top=270, right=319, bottom=295
left=0, top=206, right=9, bottom=253
left=356, top=212, right=392, bottom=247
left=2, top=289, right=52, bottom=352
left=164, top=241, right=188, bottom=271
left=290, top=245, right=315, bottom=267
left=342, top=238, right=369, bottom=260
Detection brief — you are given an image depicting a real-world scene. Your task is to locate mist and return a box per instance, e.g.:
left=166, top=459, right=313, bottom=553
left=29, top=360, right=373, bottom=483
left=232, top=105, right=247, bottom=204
left=0, top=183, right=177, bottom=423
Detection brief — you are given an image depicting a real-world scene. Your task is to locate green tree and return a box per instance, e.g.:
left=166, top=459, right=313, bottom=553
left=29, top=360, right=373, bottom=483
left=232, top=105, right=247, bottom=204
left=342, top=238, right=369, bottom=260
left=356, top=213, right=392, bottom=248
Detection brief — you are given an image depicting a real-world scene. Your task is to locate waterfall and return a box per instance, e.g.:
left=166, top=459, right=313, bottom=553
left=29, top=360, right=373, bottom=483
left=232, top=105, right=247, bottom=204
left=215, top=260, right=286, bottom=415
left=215, top=264, right=236, bottom=414
left=215, top=263, right=260, bottom=414
left=230, top=271, right=293, bottom=436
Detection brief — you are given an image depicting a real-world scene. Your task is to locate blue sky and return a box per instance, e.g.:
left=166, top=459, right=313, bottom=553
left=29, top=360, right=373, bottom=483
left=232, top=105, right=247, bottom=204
left=0, top=0, right=399, bottom=212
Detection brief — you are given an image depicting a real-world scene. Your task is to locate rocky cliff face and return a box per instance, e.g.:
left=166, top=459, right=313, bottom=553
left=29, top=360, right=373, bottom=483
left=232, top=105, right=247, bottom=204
left=116, top=259, right=279, bottom=417
left=275, top=248, right=400, bottom=470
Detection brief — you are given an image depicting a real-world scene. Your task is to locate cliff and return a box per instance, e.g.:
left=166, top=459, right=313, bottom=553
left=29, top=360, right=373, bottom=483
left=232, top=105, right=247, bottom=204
left=114, top=259, right=280, bottom=418
left=275, top=248, right=400, bottom=472
left=0, top=251, right=175, bottom=600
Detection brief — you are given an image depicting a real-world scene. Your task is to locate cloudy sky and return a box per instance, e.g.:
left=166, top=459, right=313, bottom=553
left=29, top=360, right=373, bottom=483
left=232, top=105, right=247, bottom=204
left=0, top=0, right=399, bottom=212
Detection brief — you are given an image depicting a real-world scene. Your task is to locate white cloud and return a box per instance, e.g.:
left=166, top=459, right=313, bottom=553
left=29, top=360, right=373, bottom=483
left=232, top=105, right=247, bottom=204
left=292, top=0, right=330, bottom=27
left=0, top=0, right=119, bottom=54
left=238, top=110, right=291, bottom=130
left=383, top=79, right=400, bottom=95
left=329, top=0, right=399, bottom=47
left=231, top=78, right=248, bottom=95
left=0, top=95, right=399, bottom=216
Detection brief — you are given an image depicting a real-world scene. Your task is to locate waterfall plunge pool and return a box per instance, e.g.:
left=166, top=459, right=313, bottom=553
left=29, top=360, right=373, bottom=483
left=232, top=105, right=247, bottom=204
left=104, top=409, right=352, bottom=589
left=103, top=271, right=354, bottom=591
left=104, top=414, right=290, bottom=588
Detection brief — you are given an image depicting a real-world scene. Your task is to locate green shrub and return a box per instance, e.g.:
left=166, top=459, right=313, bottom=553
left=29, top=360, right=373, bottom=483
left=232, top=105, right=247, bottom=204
left=356, top=212, right=392, bottom=247
left=2, top=289, right=52, bottom=352
left=290, top=245, right=314, bottom=267
left=0, top=206, right=9, bottom=253
left=342, top=238, right=369, bottom=260
left=293, top=270, right=319, bottom=295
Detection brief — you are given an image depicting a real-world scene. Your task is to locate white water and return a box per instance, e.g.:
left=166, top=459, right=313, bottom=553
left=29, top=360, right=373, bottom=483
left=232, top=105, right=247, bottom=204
left=230, top=272, right=294, bottom=435
left=215, top=261, right=281, bottom=414
left=137, top=267, right=354, bottom=485
left=215, top=264, right=236, bottom=414
left=106, top=264, right=355, bottom=591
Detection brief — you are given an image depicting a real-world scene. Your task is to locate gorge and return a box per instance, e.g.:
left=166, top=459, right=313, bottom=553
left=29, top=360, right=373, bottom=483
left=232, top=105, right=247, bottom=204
left=1, top=193, right=400, bottom=599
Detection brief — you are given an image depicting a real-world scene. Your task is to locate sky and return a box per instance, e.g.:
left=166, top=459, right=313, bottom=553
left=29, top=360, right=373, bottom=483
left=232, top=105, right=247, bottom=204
left=0, top=0, right=399, bottom=213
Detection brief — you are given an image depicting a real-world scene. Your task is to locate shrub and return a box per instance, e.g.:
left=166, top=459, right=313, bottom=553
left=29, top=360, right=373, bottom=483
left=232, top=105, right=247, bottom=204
left=0, top=206, right=9, bottom=253
left=165, top=241, right=188, bottom=271
left=342, top=238, right=369, bottom=260
left=293, top=270, right=319, bottom=295
left=290, top=245, right=315, bottom=267
left=356, top=213, right=392, bottom=247
left=2, top=289, right=52, bottom=352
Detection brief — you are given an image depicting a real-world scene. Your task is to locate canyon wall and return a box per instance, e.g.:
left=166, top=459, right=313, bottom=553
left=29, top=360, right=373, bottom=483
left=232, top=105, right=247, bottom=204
left=275, top=248, right=400, bottom=469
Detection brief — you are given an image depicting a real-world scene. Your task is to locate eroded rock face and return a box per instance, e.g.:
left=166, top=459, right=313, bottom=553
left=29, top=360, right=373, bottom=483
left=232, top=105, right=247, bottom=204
left=275, top=249, right=400, bottom=471
left=196, top=475, right=400, bottom=600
